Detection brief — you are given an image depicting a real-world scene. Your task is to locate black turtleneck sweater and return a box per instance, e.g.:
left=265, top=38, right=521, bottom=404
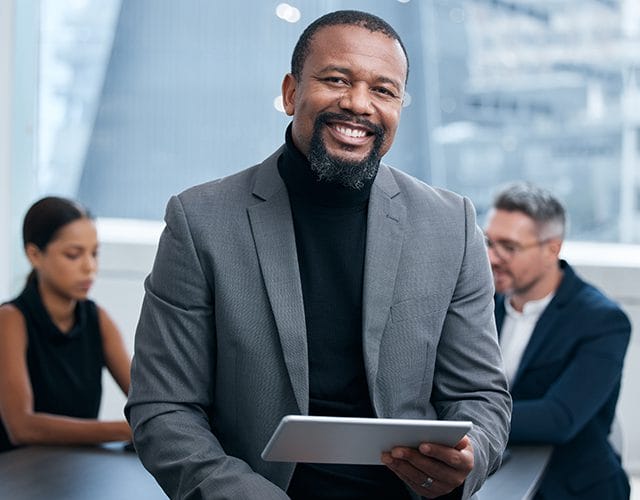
left=279, top=127, right=410, bottom=500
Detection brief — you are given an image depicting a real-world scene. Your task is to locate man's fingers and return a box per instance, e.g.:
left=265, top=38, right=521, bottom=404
left=419, top=436, right=474, bottom=468
left=454, top=435, right=471, bottom=450
left=416, top=440, right=474, bottom=471
left=391, top=447, right=454, bottom=478
left=382, top=438, right=474, bottom=497
left=382, top=452, right=446, bottom=498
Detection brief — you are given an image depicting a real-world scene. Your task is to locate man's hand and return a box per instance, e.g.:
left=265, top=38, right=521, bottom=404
left=381, top=436, right=474, bottom=498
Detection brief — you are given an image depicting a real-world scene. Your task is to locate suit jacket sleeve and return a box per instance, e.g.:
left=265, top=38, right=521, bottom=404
left=125, top=195, right=288, bottom=500
left=431, top=197, right=512, bottom=498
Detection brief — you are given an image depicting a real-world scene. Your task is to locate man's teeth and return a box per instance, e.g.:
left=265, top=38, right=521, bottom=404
left=335, top=125, right=367, bottom=138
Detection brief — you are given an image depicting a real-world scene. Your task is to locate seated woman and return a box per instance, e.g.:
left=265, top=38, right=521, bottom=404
left=0, top=196, right=132, bottom=452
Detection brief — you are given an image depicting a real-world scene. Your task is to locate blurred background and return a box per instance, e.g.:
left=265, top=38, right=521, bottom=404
left=1, top=0, right=639, bottom=492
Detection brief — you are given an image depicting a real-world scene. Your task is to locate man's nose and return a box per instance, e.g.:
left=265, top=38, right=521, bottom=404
left=338, top=83, right=373, bottom=115
left=486, top=244, right=502, bottom=266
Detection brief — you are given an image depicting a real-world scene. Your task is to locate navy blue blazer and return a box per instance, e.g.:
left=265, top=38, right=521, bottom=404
left=495, top=260, right=631, bottom=499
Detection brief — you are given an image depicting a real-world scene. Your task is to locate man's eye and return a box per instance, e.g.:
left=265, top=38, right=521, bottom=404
left=373, top=87, right=395, bottom=98
left=503, top=244, right=518, bottom=254
left=64, top=253, right=80, bottom=260
left=324, top=76, right=346, bottom=84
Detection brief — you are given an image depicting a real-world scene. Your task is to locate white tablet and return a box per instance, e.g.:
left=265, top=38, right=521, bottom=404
left=260, top=415, right=472, bottom=465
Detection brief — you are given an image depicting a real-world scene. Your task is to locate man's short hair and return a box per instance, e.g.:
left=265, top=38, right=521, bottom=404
left=493, top=182, right=566, bottom=240
left=290, top=10, right=409, bottom=82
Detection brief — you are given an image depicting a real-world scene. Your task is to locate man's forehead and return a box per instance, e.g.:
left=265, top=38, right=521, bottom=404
left=305, top=24, right=408, bottom=76
left=489, top=209, right=538, bottom=234
left=310, top=23, right=401, bottom=49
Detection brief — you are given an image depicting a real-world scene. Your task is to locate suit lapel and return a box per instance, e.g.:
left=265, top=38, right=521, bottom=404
left=512, top=307, right=558, bottom=386
left=512, top=261, right=577, bottom=387
left=247, top=150, right=309, bottom=414
left=495, top=295, right=506, bottom=336
left=362, top=165, right=406, bottom=412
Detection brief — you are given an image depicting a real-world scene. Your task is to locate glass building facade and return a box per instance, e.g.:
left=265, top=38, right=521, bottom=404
left=30, top=0, right=640, bottom=242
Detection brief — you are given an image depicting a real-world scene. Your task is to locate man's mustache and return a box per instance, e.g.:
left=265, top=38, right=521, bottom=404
left=315, top=112, right=384, bottom=138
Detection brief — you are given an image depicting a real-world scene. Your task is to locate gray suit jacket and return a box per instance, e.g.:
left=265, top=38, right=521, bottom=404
left=126, top=147, right=511, bottom=499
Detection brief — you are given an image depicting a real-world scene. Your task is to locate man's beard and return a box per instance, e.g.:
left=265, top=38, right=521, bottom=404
left=308, top=112, right=385, bottom=190
left=492, top=264, right=542, bottom=297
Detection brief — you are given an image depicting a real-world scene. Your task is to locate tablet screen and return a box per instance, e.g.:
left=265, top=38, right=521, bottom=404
left=261, top=415, right=472, bottom=465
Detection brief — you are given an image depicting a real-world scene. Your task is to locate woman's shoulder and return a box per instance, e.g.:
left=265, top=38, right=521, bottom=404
left=93, top=304, right=119, bottom=334
left=0, top=303, right=28, bottom=341
left=0, top=303, right=25, bottom=322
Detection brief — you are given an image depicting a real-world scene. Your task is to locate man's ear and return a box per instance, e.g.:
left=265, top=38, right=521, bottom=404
left=546, top=238, right=563, bottom=258
left=281, top=73, right=297, bottom=116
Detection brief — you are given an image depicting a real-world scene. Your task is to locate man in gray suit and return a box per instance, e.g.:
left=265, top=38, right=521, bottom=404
left=126, top=10, right=511, bottom=500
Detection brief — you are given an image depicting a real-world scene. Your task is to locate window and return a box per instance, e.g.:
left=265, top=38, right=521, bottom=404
left=27, top=0, right=640, bottom=242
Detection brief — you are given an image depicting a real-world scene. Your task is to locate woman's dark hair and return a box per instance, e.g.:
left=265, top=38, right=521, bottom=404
left=23, top=196, right=93, bottom=284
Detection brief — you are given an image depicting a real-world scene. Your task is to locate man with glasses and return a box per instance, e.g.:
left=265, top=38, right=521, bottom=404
left=485, top=182, right=631, bottom=499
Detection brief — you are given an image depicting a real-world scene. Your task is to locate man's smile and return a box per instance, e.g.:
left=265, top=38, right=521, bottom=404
left=330, top=122, right=373, bottom=140
left=320, top=114, right=382, bottom=151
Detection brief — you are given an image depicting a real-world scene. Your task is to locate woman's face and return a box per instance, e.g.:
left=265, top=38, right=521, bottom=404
left=27, top=218, right=98, bottom=301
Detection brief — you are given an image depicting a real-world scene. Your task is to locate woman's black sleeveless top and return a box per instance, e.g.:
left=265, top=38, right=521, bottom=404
left=0, top=279, right=104, bottom=452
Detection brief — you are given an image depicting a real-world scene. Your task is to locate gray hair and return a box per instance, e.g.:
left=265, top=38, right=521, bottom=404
left=492, top=182, right=566, bottom=240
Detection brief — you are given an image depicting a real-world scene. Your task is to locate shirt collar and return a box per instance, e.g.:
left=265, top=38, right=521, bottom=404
left=505, top=291, right=554, bottom=318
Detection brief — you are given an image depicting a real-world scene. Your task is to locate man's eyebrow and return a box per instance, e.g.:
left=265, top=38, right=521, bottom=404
left=376, top=75, right=403, bottom=92
left=317, top=65, right=352, bottom=76
left=318, top=65, right=403, bottom=91
left=484, top=233, right=519, bottom=244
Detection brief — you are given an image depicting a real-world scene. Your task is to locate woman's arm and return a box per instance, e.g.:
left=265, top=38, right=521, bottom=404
left=98, top=306, right=131, bottom=395
left=0, top=305, right=131, bottom=446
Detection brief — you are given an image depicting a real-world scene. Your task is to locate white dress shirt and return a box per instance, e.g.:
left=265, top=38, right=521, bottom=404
left=500, top=293, right=554, bottom=386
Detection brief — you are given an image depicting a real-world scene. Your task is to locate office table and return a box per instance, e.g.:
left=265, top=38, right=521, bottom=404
left=0, top=443, right=167, bottom=499
left=0, top=443, right=551, bottom=499
left=475, top=446, right=553, bottom=500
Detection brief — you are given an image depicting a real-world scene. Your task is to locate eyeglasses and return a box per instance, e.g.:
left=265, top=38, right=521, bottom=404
left=484, top=235, right=550, bottom=261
